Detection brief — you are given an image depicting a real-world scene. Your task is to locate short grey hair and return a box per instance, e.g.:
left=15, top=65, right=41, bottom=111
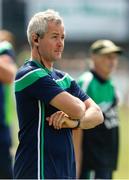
left=27, top=9, right=64, bottom=46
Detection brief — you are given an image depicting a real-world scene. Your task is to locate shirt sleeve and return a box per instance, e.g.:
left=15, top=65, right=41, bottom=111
left=25, top=74, right=65, bottom=104
left=0, top=41, right=15, bottom=59
left=70, top=80, right=89, bottom=102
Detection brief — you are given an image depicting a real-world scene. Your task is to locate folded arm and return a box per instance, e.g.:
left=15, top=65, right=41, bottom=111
left=79, top=97, right=104, bottom=129
left=50, top=91, right=86, bottom=120
left=48, top=97, right=104, bottom=130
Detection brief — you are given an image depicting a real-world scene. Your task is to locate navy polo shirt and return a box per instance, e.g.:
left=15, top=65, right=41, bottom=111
left=14, top=60, right=89, bottom=179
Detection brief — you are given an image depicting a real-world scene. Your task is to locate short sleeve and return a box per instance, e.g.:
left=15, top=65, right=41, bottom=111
left=70, top=80, right=89, bottom=102
left=0, top=41, right=15, bottom=59
left=22, top=74, right=64, bottom=104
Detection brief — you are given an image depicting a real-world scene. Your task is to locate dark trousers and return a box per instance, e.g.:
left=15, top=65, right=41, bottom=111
left=80, top=168, right=113, bottom=179
left=0, top=146, right=13, bottom=179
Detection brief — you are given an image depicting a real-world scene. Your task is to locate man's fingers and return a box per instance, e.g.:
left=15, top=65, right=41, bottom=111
left=58, top=114, right=66, bottom=129
left=47, top=111, right=67, bottom=129
left=53, top=111, right=63, bottom=129
left=48, top=113, right=57, bottom=126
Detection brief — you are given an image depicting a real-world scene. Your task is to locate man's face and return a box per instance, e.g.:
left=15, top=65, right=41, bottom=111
left=38, top=21, right=65, bottom=62
left=93, top=52, right=119, bottom=77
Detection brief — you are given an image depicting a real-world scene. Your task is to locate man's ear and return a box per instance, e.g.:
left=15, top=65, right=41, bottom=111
left=32, top=33, right=39, bottom=47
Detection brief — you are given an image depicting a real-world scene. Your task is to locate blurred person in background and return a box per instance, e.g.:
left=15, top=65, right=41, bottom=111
left=0, top=29, right=17, bottom=178
left=13, top=9, right=103, bottom=179
left=77, top=40, right=122, bottom=179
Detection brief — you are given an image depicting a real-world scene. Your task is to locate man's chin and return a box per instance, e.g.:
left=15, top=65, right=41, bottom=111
left=55, top=56, right=62, bottom=61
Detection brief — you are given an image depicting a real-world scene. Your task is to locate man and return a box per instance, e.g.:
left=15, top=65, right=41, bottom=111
left=13, top=9, right=103, bottom=179
left=78, top=40, right=122, bottom=179
left=0, top=30, right=17, bottom=178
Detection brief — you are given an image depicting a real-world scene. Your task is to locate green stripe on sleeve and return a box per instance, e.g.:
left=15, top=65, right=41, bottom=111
left=55, top=73, right=73, bottom=89
left=15, top=69, right=48, bottom=92
left=0, top=41, right=13, bottom=53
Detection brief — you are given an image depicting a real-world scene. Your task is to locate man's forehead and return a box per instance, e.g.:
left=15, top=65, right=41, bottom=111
left=46, top=22, right=65, bottom=34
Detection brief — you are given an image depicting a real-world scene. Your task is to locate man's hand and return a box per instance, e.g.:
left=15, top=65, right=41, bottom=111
left=46, top=111, right=79, bottom=129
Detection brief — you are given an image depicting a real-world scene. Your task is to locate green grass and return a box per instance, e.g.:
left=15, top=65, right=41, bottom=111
left=113, top=105, right=129, bottom=179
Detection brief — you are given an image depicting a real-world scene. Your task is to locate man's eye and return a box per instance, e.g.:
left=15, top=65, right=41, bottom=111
left=61, top=36, right=65, bottom=40
left=52, top=36, right=57, bottom=39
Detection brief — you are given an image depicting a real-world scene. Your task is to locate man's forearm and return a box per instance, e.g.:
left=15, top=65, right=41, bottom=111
left=79, top=106, right=104, bottom=129
left=61, top=116, right=79, bottom=129
left=47, top=105, right=103, bottom=130
left=54, top=106, right=104, bottom=129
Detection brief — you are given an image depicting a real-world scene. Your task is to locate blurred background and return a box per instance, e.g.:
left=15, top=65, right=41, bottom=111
left=0, top=0, right=129, bottom=179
